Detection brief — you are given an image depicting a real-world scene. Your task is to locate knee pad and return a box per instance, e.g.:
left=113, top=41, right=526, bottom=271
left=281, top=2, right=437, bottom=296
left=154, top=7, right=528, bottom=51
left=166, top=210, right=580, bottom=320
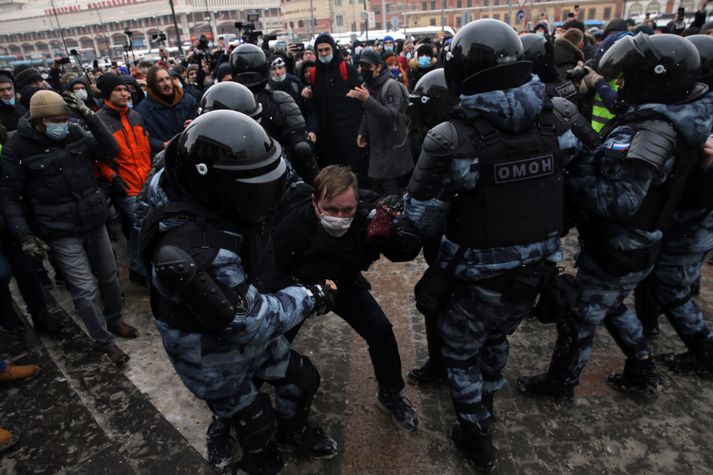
left=280, top=350, right=320, bottom=396
left=232, top=392, right=275, bottom=453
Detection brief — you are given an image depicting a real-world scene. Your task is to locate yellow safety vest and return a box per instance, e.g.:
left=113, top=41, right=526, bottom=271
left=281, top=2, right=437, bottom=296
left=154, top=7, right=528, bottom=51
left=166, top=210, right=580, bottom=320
left=591, top=80, right=619, bottom=133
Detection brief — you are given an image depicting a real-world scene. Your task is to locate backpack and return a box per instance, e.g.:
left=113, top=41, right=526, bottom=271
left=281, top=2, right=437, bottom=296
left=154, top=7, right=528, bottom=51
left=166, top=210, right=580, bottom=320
left=378, top=79, right=411, bottom=147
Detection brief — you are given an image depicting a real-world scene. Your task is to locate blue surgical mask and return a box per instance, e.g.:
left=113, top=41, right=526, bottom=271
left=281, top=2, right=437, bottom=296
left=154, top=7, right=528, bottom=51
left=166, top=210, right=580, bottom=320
left=2, top=97, right=15, bottom=106
left=45, top=121, right=69, bottom=141
left=127, top=100, right=133, bottom=109
left=319, top=54, right=333, bottom=64
left=384, top=45, right=394, bottom=52
left=418, top=56, right=431, bottom=68
left=389, top=66, right=399, bottom=78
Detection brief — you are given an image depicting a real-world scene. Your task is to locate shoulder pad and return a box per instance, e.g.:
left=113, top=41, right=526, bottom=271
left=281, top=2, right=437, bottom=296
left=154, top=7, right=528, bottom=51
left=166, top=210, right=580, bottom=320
left=627, top=120, right=677, bottom=171
left=551, top=96, right=578, bottom=134
left=423, top=121, right=458, bottom=156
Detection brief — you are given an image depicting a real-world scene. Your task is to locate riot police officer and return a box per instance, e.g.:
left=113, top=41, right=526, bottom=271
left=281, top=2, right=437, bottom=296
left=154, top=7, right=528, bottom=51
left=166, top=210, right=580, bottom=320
left=520, top=32, right=579, bottom=105
left=198, top=80, right=263, bottom=118
left=633, top=34, right=713, bottom=374
left=230, top=43, right=320, bottom=184
left=139, top=111, right=338, bottom=474
left=518, top=34, right=713, bottom=399
left=403, top=19, right=582, bottom=471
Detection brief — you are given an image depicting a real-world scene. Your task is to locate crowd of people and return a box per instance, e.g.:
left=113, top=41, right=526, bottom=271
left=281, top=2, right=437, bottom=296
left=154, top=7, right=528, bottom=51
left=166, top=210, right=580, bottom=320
left=1, top=4, right=713, bottom=473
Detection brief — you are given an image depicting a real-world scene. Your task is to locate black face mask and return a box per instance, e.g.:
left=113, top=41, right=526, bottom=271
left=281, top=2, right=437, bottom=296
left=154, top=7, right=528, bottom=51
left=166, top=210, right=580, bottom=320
left=364, top=68, right=378, bottom=84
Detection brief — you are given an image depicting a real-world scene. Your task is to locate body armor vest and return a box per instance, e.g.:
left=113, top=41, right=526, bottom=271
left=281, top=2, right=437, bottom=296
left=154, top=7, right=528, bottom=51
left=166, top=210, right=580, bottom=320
left=445, top=102, right=565, bottom=249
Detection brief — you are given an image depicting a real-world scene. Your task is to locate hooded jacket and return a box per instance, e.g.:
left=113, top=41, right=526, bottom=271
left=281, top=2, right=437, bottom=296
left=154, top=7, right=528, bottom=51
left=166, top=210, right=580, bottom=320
left=134, top=86, right=197, bottom=152
left=96, top=100, right=152, bottom=196
left=553, top=37, right=585, bottom=80
left=0, top=115, right=119, bottom=240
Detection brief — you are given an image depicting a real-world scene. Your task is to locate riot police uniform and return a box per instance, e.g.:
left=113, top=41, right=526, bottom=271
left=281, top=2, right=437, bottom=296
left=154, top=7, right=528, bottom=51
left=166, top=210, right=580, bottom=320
left=403, top=19, right=582, bottom=471
left=231, top=44, right=319, bottom=185
left=518, top=33, right=713, bottom=399
left=634, top=34, right=713, bottom=374
left=139, top=111, right=337, bottom=474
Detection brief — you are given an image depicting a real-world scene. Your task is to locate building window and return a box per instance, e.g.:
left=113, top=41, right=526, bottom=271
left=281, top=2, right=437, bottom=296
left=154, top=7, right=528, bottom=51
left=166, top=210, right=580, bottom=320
left=431, top=0, right=436, bottom=9
left=336, top=14, right=344, bottom=26
left=374, top=4, right=380, bottom=13
left=386, top=3, right=391, bottom=12
left=587, top=7, right=596, bottom=19
left=456, top=16, right=462, bottom=26
left=603, top=6, right=612, bottom=19
left=494, top=0, right=499, bottom=5
left=457, top=0, right=462, bottom=7
left=335, top=0, right=342, bottom=5
left=467, top=0, right=472, bottom=5
left=298, top=20, right=304, bottom=28
left=422, top=0, right=427, bottom=9
left=430, top=17, right=436, bottom=25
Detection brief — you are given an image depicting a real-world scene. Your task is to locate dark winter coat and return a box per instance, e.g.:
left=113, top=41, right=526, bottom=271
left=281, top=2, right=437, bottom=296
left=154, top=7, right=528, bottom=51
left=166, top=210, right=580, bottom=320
left=268, top=73, right=319, bottom=134
left=358, top=69, right=413, bottom=180
left=134, top=90, right=197, bottom=151
left=553, top=38, right=584, bottom=80
left=310, top=34, right=363, bottom=141
left=0, top=102, right=26, bottom=133
left=0, top=115, right=119, bottom=240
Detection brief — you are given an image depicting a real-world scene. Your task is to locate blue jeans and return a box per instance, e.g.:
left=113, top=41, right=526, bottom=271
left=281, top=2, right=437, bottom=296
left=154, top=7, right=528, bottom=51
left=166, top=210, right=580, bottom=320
left=48, top=226, right=121, bottom=349
left=114, top=195, right=145, bottom=277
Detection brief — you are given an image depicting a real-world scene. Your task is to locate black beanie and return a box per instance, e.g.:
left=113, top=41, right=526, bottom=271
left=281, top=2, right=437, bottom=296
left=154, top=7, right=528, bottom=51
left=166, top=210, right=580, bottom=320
left=97, top=73, right=124, bottom=100
left=14, top=67, right=42, bottom=91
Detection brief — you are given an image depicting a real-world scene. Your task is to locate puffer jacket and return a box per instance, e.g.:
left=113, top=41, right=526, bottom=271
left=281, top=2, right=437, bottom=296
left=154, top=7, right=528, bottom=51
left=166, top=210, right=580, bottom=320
left=95, top=100, right=152, bottom=196
left=0, top=115, right=119, bottom=240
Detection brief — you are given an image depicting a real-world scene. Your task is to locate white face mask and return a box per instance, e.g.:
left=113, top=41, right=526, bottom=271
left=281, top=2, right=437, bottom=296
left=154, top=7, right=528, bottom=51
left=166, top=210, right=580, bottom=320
left=272, top=73, right=287, bottom=82
left=74, top=89, right=88, bottom=101
left=320, top=214, right=353, bottom=237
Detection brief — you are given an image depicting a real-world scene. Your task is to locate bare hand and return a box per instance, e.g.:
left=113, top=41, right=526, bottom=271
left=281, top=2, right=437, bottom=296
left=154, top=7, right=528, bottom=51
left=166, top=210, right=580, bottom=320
left=347, top=86, right=370, bottom=102
left=325, top=279, right=337, bottom=291
left=301, top=87, right=312, bottom=99
left=308, top=132, right=317, bottom=143
left=357, top=134, right=367, bottom=148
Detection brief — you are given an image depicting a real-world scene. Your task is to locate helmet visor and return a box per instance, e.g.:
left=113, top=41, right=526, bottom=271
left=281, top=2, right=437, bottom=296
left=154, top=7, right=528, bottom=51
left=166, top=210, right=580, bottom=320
left=216, top=157, right=288, bottom=222
left=598, top=34, right=647, bottom=80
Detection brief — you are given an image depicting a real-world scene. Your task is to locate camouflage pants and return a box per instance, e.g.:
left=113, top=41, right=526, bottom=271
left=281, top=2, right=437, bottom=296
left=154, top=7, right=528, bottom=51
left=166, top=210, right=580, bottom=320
left=439, top=282, right=535, bottom=426
left=651, top=243, right=712, bottom=346
left=552, top=252, right=652, bottom=386
left=156, top=321, right=304, bottom=419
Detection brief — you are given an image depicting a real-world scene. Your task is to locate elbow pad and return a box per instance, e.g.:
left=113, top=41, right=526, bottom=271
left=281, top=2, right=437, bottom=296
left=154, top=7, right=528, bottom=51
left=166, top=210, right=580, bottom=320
left=153, top=245, right=248, bottom=332
left=408, top=121, right=457, bottom=200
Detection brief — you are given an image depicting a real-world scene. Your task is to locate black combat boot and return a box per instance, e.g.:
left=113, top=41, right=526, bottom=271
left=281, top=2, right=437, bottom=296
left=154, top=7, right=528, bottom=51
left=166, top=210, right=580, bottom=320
left=233, top=440, right=283, bottom=475
left=452, top=419, right=497, bottom=473
left=207, top=416, right=234, bottom=473
left=659, top=336, right=713, bottom=375
left=516, top=373, right=575, bottom=400
left=275, top=417, right=337, bottom=459
left=407, top=358, right=447, bottom=386
left=634, top=280, right=661, bottom=338
left=607, top=357, right=662, bottom=394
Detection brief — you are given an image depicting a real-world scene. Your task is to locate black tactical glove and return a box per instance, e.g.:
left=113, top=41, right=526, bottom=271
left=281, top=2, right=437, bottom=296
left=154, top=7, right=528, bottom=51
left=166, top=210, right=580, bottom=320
left=18, top=233, right=49, bottom=260
left=63, top=91, right=94, bottom=119
left=304, top=282, right=336, bottom=315
left=110, top=174, right=129, bottom=199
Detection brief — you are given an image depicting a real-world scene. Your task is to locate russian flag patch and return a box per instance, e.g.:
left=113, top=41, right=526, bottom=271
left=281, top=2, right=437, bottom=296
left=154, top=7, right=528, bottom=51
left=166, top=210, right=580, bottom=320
left=611, top=142, right=630, bottom=151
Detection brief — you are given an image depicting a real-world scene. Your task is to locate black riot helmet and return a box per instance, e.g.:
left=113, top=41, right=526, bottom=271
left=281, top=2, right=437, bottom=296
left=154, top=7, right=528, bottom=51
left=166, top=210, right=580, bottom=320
left=199, top=81, right=262, bottom=118
left=520, top=33, right=559, bottom=82
left=598, top=33, right=701, bottom=105
left=444, top=19, right=531, bottom=96
left=165, top=110, right=287, bottom=222
left=408, top=69, right=457, bottom=129
left=230, top=43, right=269, bottom=93
left=687, top=34, right=713, bottom=87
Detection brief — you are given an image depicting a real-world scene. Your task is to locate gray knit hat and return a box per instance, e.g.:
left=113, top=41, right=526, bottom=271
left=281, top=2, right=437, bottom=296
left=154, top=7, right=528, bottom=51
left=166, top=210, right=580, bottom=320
left=29, top=90, right=69, bottom=119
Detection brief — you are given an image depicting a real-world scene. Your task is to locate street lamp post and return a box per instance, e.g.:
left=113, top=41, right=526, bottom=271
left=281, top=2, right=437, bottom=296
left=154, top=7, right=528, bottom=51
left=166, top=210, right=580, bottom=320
left=168, top=0, right=184, bottom=57
left=124, top=28, right=136, bottom=63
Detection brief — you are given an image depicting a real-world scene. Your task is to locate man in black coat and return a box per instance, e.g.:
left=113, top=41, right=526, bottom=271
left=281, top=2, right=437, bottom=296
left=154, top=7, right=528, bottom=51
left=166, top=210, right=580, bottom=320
left=310, top=33, right=364, bottom=175
left=273, top=165, right=421, bottom=432
left=0, top=71, right=26, bottom=135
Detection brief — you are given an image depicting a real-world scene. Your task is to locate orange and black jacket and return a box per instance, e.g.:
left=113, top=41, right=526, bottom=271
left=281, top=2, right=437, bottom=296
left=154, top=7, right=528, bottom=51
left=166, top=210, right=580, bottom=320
left=95, top=101, right=152, bottom=197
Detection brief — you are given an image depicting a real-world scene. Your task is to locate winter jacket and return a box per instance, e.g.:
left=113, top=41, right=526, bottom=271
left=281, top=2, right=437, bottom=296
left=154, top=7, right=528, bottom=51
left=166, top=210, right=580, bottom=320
left=358, top=69, right=413, bottom=180
left=553, top=38, right=584, bottom=80
left=0, top=102, right=26, bottom=133
left=0, top=115, right=119, bottom=240
left=134, top=89, right=197, bottom=152
left=268, top=73, right=319, bottom=134
left=95, top=100, right=152, bottom=196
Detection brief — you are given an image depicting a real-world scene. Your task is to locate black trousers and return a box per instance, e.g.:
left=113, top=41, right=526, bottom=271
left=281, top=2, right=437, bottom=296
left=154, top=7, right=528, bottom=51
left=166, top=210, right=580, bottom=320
left=287, top=286, right=405, bottom=392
